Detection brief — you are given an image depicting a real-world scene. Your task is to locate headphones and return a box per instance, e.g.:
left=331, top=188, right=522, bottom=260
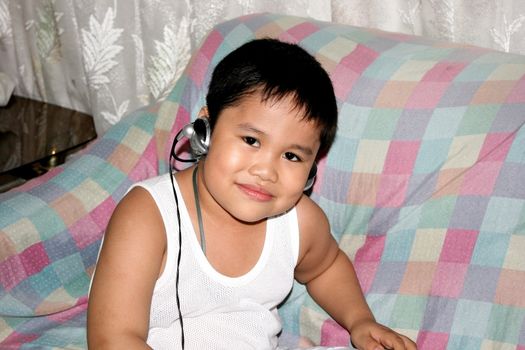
left=171, top=118, right=211, bottom=163
left=171, top=117, right=317, bottom=190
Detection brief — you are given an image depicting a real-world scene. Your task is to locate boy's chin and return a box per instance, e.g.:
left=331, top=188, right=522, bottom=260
left=230, top=206, right=293, bottom=224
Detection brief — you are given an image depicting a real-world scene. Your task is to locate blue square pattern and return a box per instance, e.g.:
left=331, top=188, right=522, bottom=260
left=493, top=163, right=525, bottom=199
left=480, top=196, right=524, bottom=234
left=451, top=299, right=492, bottom=337
left=30, top=207, right=66, bottom=241
left=449, top=196, right=490, bottom=231
left=454, top=62, right=498, bottom=82
left=326, top=136, right=358, bottom=171
left=413, top=138, right=452, bottom=174
left=44, top=230, right=79, bottom=262
left=382, top=229, right=416, bottom=262
left=347, top=76, right=386, bottom=107
left=423, top=107, right=466, bottom=140
left=369, top=262, right=407, bottom=294
left=53, top=253, right=86, bottom=285
left=315, top=196, right=359, bottom=239
left=29, top=265, right=62, bottom=299
left=438, top=82, right=483, bottom=108
left=394, top=108, right=434, bottom=141
left=460, top=265, right=500, bottom=302
left=506, top=126, right=525, bottom=164
left=5, top=193, right=47, bottom=217
left=337, top=103, right=372, bottom=139
left=301, top=29, right=338, bottom=53
left=366, top=293, right=398, bottom=325
left=318, top=167, right=352, bottom=204
left=422, top=296, right=457, bottom=333
left=471, top=231, right=510, bottom=267
left=405, top=173, right=439, bottom=205
left=446, top=334, right=483, bottom=350
left=393, top=205, right=423, bottom=231
left=27, top=181, right=67, bottom=203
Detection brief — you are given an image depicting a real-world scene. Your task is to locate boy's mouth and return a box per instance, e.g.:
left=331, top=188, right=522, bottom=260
left=237, top=183, right=274, bottom=201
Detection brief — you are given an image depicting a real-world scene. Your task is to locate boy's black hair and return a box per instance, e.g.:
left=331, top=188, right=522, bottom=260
left=206, top=38, right=338, bottom=156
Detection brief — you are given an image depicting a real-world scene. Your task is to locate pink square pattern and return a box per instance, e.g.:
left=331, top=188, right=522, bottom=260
left=422, top=62, right=467, bottom=82
left=331, top=64, right=359, bottom=100
left=20, top=243, right=50, bottom=277
left=430, top=262, right=469, bottom=298
left=354, top=262, right=379, bottom=294
left=405, top=82, right=449, bottom=109
left=0, top=255, right=26, bottom=290
left=460, top=161, right=502, bottom=196
left=128, top=140, right=158, bottom=182
left=89, top=196, right=117, bottom=231
left=376, top=174, right=410, bottom=207
left=439, top=229, right=478, bottom=263
left=355, top=235, right=386, bottom=262
left=70, top=216, right=102, bottom=250
left=507, top=76, right=525, bottom=103
left=285, top=22, right=319, bottom=41
left=340, top=44, right=378, bottom=75
left=417, top=331, right=449, bottom=349
left=383, top=141, right=421, bottom=174
left=320, top=319, right=350, bottom=346
left=478, top=132, right=515, bottom=162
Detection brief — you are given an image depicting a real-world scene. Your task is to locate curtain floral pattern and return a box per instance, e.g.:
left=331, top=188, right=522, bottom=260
left=1, top=0, right=524, bottom=135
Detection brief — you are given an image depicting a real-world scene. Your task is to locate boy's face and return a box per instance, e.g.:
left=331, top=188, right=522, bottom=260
left=201, top=92, right=321, bottom=223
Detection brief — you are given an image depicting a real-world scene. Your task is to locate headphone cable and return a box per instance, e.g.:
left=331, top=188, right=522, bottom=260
left=169, top=152, right=185, bottom=349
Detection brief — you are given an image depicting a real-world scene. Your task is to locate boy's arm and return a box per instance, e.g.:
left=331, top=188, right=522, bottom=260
left=294, top=196, right=416, bottom=350
left=87, top=187, right=165, bottom=349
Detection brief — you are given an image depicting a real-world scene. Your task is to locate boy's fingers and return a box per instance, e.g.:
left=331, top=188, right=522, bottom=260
left=376, top=331, right=408, bottom=350
left=400, top=335, right=417, bottom=350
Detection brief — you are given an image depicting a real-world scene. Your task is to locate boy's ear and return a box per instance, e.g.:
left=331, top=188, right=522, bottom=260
left=198, top=106, right=209, bottom=119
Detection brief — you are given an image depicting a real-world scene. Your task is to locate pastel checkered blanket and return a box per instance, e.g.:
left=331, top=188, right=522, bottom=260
left=1, top=13, right=524, bottom=349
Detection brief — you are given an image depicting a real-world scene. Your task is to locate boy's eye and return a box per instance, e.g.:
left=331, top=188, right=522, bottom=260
left=243, top=136, right=259, bottom=146
left=284, top=152, right=301, bottom=162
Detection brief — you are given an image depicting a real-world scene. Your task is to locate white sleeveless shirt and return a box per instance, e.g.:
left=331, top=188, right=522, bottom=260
left=131, top=173, right=300, bottom=349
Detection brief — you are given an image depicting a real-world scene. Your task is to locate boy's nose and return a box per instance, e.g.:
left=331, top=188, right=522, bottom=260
left=248, top=159, right=278, bottom=183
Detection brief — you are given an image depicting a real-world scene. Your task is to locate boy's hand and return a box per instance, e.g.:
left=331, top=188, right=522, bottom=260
left=349, top=319, right=417, bottom=350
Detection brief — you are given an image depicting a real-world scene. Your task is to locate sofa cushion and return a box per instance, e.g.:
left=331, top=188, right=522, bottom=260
left=1, top=12, right=524, bottom=349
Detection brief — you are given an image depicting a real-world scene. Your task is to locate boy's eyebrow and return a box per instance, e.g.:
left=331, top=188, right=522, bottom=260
left=236, top=122, right=314, bottom=156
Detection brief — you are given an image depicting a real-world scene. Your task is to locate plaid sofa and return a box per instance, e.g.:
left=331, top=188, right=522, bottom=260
left=1, top=13, right=524, bottom=349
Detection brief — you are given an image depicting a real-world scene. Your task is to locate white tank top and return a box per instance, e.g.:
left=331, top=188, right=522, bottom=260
left=131, top=173, right=300, bottom=349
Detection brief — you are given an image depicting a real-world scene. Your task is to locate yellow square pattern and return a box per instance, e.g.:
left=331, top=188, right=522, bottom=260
left=121, top=126, right=151, bottom=154
left=442, top=134, right=485, bottom=170
left=73, top=179, right=109, bottom=213
left=390, top=60, right=437, bottom=81
left=503, top=235, right=525, bottom=271
left=481, top=340, right=516, bottom=350
left=409, top=229, right=447, bottom=261
left=7, top=218, right=40, bottom=252
left=319, top=37, right=358, bottom=64
left=488, top=63, right=525, bottom=81
left=339, top=234, right=367, bottom=259
left=157, top=101, right=181, bottom=132
left=353, top=139, right=390, bottom=173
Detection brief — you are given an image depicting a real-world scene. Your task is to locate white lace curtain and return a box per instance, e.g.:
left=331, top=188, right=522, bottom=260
left=1, top=0, right=524, bottom=135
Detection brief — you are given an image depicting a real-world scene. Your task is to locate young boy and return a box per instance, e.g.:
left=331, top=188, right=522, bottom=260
left=87, top=38, right=416, bottom=350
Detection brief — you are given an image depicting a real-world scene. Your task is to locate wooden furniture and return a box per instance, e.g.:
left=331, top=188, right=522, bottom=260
left=0, top=95, right=97, bottom=191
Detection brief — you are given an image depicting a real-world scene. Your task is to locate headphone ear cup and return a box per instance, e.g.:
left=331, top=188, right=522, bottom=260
left=304, top=162, right=317, bottom=191
left=189, top=118, right=211, bottom=157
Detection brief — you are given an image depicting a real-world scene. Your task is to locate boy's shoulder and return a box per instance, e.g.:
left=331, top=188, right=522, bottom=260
left=295, top=194, right=330, bottom=233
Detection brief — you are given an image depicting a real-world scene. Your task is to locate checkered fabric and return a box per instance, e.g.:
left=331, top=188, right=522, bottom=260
left=1, top=13, right=524, bottom=349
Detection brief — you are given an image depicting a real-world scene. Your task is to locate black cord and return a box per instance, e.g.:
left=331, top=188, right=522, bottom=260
left=169, top=150, right=185, bottom=349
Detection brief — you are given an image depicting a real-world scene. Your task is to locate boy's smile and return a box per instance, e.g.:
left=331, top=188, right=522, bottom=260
left=199, top=92, right=321, bottom=224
